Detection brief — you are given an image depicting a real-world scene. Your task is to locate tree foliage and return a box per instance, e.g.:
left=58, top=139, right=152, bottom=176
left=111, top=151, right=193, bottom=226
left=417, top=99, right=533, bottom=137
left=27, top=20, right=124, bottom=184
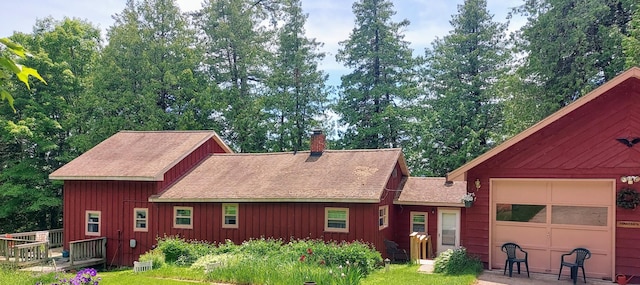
left=412, top=0, right=510, bottom=176
left=264, top=0, right=329, bottom=152
left=0, top=38, right=47, bottom=111
left=0, top=18, right=100, bottom=232
left=197, top=0, right=281, bottom=152
left=86, top=0, right=204, bottom=147
left=509, top=0, right=633, bottom=131
left=335, top=0, right=418, bottom=149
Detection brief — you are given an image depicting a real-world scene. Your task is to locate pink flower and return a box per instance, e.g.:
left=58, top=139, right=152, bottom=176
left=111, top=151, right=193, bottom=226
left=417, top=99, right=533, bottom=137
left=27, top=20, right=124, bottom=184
left=299, top=254, right=306, bottom=262
left=307, top=248, right=313, bottom=255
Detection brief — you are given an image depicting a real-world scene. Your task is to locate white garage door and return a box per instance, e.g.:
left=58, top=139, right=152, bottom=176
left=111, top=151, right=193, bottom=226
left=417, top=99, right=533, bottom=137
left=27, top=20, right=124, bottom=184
left=491, top=179, right=614, bottom=279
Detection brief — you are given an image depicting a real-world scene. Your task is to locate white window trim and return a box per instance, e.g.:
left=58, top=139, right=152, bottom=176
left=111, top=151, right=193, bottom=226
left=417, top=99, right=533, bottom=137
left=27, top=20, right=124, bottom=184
left=410, top=211, right=429, bottom=234
left=325, top=207, right=349, bottom=233
left=85, top=210, right=101, bottom=236
left=379, top=205, right=389, bottom=229
left=133, top=208, right=148, bottom=232
left=222, top=203, right=239, bottom=229
left=173, top=206, right=193, bottom=229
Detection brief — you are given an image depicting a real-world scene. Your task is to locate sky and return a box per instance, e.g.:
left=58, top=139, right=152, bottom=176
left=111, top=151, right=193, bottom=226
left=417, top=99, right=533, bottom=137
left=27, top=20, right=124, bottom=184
left=0, top=0, right=526, bottom=87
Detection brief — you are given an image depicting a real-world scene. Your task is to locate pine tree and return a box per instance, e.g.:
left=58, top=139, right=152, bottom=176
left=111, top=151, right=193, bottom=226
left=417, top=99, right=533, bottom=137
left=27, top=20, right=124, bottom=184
left=264, top=0, right=328, bottom=152
left=335, top=0, right=417, bottom=149
left=197, top=0, right=281, bottom=152
left=88, top=0, right=203, bottom=145
left=511, top=0, right=632, bottom=129
left=413, top=0, right=510, bottom=176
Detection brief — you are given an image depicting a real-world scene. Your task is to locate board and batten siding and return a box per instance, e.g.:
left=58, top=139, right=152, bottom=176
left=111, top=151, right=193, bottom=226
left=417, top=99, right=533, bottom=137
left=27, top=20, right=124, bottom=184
left=154, top=202, right=381, bottom=246
left=154, top=162, right=406, bottom=258
left=462, top=80, right=640, bottom=274
left=157, top=137, right=228, bottom=192
left=62, top=136, right=227, bottom=266
left=63, top=180, right=156, bottom=266
left=393, top=205, right=439, bottom=253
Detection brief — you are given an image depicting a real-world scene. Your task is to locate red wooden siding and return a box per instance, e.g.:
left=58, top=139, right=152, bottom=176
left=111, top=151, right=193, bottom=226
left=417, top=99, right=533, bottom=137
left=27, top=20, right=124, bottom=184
left=63, top=180, right=157, bottom=266
left=153, top=202, right=381, bottom=248
left=157, top=138, right=226, bottom=192
left=392, top=205, right=439, bottom=253
left=63, top=147, right=404, bottom=266
left=379, top=163, right=405, bottom=256
left=462, top=80, right=640, bottom=273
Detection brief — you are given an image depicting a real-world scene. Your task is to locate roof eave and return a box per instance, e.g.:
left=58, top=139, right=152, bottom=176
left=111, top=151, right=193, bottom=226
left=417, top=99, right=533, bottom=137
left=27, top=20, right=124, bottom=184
left=447, top=67, right=640, bottom=181
left=393, top=200, right=464, bottom=207
left=48, top=175, right=160, bottom=181
left=148, top=197, right=380, bottom=203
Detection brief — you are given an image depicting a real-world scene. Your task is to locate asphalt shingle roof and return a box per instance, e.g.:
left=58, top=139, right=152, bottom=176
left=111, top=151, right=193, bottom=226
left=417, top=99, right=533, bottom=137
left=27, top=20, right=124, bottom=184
left=49, top=131, right=226, bottom=181
left=151, top=149, right=406, bottom=202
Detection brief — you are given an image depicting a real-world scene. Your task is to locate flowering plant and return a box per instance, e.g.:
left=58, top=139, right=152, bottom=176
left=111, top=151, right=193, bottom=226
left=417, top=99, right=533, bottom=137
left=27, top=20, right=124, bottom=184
left=461, top=192, right=476, bottom=203
left=36, top=268, right=101, bottom=285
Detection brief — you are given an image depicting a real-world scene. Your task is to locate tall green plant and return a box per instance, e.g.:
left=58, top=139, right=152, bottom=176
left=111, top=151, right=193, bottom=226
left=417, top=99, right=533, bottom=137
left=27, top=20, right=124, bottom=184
left=265, top=0, right=328, bottom=152
left=510, top=0, right=632, bottom=130
left=335, top=0, right=418, bottom=149
left=413, top=0, right=510, bottom=176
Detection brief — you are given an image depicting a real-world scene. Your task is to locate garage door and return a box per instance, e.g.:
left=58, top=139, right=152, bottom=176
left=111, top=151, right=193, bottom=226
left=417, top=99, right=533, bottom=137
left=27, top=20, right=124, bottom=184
left=491, top=179, right=613, bottom=279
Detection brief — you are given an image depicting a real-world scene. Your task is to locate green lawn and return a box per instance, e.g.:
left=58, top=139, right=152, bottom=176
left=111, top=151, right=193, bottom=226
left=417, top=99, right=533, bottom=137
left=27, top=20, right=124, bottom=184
left=2, top=264, right=476, bottom=285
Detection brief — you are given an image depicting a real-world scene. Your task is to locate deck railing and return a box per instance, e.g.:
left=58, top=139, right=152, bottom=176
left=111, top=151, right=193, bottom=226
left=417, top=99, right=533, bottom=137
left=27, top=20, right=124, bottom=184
left=3, top=229, right=63, bottom=248
left=0, top=237, right=49, bottom=265
left=69, top=237, right=107, bottom=268
left=12, top=241, right=49, bottom=266
left=409, top=232, right=433, bottom=262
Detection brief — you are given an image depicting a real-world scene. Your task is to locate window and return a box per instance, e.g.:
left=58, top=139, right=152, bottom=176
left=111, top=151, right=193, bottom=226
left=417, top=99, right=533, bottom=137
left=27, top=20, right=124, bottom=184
left=222, top=203, right=238, bottom=228
left=379, top=205, right=389, bottom=229
left=551, top=206, right=607, bottom=226
left=496, top=204, right=546, bottom=223
left=134, top=208, right=148, bottom=232
left=325, top=207, right=349, bottom=232
left=410, top=212, right=428, bottom=233
left=86, top=211, right=101, bottom=236
left=173, top=206, right=193, bottom=229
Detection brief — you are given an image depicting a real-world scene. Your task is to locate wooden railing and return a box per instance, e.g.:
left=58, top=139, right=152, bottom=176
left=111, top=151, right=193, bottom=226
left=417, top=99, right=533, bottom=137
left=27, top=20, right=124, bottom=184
left=0, top=237, right=49, bottom=266
left=69, top=237, right=106, bottom=268
left=12, top=241, right=49, bottom=266
left=3, top=229, right=63, bottom=248
left=409, top=232, right=433, bottom=262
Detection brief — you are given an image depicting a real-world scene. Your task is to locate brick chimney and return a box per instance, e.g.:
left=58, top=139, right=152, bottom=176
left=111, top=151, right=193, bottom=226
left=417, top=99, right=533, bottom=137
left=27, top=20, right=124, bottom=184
left=310, top=129, right=325, bottom=156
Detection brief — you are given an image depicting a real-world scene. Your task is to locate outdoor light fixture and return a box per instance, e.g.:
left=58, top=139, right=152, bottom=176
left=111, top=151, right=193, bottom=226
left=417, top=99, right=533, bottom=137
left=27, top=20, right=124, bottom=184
left=475, top=179, right=481, bottom=191
left=621, top=175, right=640, bottom=184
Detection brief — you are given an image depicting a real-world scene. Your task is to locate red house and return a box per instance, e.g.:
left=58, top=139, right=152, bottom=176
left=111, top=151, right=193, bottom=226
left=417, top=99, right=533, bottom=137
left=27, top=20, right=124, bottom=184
left=446, top=67, right=640, bottom=281
left=50, top=130, right=410, bottom=266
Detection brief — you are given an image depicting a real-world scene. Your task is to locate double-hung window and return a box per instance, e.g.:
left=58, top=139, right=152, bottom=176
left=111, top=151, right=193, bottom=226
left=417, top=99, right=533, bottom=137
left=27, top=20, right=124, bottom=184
left=379, top=205, right=389, bottom=229
left=134, top=208, right=148, bottom=232
left=222, top=204, right=238, bottom=228
left=86, top=211, right=101, bottom=236
left=174, top=206, right=193, bottom=229
left=325, top=207, right=349, bottom=232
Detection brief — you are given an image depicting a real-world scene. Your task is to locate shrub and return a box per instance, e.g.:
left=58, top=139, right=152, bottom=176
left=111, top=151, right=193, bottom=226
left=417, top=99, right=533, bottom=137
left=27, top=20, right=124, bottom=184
left=433, top=247, right=483, bottom=275
left=156, top=235, right=215, bottom=265
left=138, top=248, right=165, bottom=269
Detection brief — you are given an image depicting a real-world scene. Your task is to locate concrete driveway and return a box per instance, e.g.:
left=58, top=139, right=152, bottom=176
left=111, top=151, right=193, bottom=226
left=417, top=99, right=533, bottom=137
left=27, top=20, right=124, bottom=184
left=476, top=270, right=613, bottom=285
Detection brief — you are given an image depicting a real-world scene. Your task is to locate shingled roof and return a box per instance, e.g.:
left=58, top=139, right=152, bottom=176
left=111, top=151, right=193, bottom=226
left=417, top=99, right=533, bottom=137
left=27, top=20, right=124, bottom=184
left=395, top=177, right=466, bottom=207
left=49, top=131, right=231, bottom=181
left=150, top=149, right=409, bottom=203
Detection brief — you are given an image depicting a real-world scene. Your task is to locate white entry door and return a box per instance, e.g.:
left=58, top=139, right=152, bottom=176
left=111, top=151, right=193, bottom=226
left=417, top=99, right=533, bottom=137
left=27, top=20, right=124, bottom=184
left=438, top=208, right=460, bottom=254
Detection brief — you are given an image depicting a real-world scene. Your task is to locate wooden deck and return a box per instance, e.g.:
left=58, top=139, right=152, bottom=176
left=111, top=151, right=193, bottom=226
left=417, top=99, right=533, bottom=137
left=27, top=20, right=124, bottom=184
left=0, top=230, right=106, bottom=272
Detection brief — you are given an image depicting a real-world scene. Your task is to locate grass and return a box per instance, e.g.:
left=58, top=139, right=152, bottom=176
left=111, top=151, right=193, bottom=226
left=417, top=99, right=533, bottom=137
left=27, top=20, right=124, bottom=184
left=1, top=263, right=477, bottom=285
left=361, top=264, right=476, bottom=285
left=99, top=268, right=210, bottom=285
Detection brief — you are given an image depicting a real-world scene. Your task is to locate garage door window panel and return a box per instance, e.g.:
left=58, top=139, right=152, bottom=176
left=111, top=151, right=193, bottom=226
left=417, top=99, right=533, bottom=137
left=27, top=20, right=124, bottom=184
left=496, top=204, right=546, bottom=223
left=551, top=206, right=607, bottom=226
